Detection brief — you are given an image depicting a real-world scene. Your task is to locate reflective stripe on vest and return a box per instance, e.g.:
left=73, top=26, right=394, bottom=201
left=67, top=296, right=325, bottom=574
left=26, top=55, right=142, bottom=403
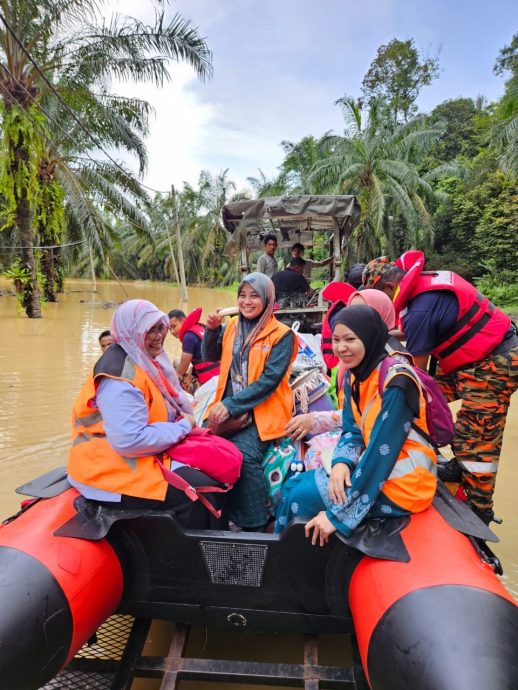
left=74, top=411, right=103, bottom=428
left=459, top=460, right=499, bottom=474
left=397, top=271, right=510, bottom=373
left=388, top=429, right=437, bottom=479
left=72, top=431, right=105, bottom=445
left=351, top=363, right=436, bottom=513
left=68, top=358, right=171, bottom=501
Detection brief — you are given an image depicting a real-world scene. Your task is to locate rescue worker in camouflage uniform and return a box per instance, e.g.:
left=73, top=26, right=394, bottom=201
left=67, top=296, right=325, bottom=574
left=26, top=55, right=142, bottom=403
left=362, top=254, right=518, bottom=524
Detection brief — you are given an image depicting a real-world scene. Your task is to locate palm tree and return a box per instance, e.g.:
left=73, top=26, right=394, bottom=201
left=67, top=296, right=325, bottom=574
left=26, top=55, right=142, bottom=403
left=175, top=170, right=237, bottom=286
left=0, top=0, right=212, bottom=316
left=102, top=170, right=240, bottom=287
left=246, top=168, right=289, bottom=197
left=278, top=134, right=330, bottom=193
left=36, top=92, right=153, bottom=300
left=309, top=97, right=444, bottom=260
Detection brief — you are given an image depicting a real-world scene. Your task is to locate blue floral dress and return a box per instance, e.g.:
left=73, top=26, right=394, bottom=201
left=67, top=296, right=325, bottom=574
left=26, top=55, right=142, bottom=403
left=275, top=379, right=414, bottom=537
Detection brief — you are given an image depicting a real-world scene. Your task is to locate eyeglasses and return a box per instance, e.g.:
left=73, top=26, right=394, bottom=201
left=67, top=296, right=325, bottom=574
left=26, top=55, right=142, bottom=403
left=147, top=324, right=168, bottom=338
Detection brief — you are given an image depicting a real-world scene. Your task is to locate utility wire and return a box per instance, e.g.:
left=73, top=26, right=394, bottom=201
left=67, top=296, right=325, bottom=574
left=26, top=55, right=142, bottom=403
left=0, top=67, right=64, bottom=154
left=0, top=239, right=88, bottom=250
left=0, top=21, right=193, bottom=278
left=0, top=70, right=157, bottom=239
left=0, top=11, right=171, bottom=197
left=0, top=242, right=83, bottom=256
left=0, top=61, right=144, bottom=195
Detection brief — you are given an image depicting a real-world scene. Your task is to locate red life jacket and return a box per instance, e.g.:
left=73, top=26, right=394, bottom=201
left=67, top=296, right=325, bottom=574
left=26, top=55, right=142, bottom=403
left=178, top=308, right=220, bottom=383
left=321, top=300, right=347, bottom=370
left=394, top=266, right=510, bottom=374
left=320, top=283, right=356, bottom=370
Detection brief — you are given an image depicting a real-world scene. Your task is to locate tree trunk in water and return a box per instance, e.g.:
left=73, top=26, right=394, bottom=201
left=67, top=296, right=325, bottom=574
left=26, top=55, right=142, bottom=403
left=13, top=130, right=42, bottom=318
left=89, top=243, right=97, bottom=293
left=17, top=192, right=42, bottom=318
left=41, top=241, right=57, bottom=302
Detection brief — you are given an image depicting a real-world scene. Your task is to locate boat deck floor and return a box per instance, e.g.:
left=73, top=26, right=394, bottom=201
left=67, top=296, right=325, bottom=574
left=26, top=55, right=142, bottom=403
left=40, top=614, right=367, bottom=689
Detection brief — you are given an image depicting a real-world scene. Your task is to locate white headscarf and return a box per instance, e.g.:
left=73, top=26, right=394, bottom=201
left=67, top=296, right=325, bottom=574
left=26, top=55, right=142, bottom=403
left=111, top=299, right=192, bottom=415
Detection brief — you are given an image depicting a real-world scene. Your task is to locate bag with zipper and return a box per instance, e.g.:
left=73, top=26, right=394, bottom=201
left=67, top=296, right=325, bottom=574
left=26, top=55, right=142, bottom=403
left=378, top=357, right=454, bottom=448
left=337, top=356, right=454, bottom=448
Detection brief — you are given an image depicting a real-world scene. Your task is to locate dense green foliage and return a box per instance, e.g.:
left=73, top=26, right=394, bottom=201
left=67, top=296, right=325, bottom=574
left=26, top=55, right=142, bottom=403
left=0, top=13, right=516, bottom=314
left=361, top=39, right=440, bottom=124
left=0, top=0, right=212, bottom=316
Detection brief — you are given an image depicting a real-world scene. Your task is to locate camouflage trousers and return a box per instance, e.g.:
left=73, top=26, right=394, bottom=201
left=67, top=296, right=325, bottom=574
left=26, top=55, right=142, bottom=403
left=435, top=344, right=518, bottom=512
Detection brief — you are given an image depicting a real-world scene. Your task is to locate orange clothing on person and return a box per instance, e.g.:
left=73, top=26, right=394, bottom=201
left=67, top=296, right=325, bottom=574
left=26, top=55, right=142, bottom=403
left=211, top=315, right=297, bottom=441
left=351, top=362, right=437, bottom=513
left=68, top=358, right=171, bottom=501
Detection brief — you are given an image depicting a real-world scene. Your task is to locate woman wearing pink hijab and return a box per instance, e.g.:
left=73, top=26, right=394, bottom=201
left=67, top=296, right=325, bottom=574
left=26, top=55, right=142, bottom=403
left=346, top=289, right=395, bottom=329
left=68, top=299, right=227, bottom=529
left=286, top=290, right=397, bottom=440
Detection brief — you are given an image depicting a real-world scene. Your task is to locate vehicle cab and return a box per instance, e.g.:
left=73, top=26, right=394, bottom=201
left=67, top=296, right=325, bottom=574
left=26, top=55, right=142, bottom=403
left=221, top=194, right=361, bottom=331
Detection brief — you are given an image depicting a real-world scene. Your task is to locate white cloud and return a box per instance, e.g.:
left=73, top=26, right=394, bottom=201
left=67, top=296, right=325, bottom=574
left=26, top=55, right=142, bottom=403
left=106, top=0, right=220, bottom=191
left=103, top=0, right=513, bottom=196
left=116, top=65, right=217, bottom=191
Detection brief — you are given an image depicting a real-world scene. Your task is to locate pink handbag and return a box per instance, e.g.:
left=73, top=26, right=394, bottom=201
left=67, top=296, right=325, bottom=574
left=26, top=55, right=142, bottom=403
left=164, top=427, right=243, bottom=485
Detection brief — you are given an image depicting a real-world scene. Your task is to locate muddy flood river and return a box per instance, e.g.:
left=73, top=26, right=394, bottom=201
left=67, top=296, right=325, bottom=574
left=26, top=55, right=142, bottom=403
left=1, top=278, right=517, bottom=689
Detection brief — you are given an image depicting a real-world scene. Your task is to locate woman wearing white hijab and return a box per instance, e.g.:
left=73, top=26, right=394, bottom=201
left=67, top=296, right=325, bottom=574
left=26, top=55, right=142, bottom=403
left=68, top=299, right=227, bottom=529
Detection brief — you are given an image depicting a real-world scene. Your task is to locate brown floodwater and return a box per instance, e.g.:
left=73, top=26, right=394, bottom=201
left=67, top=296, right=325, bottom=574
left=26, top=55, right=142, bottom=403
left=1, top=278, right=517, bottom=689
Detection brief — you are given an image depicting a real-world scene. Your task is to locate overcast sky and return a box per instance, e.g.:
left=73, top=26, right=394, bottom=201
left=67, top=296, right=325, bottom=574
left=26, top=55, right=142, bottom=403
left=107, top=0, right=516, bottom=194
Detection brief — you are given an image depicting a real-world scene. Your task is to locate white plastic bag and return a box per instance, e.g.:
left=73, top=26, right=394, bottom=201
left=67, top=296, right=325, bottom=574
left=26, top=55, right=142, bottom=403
left=193, top=376, right=218, bottom=426
left=291, top=322, right=326, bottom=373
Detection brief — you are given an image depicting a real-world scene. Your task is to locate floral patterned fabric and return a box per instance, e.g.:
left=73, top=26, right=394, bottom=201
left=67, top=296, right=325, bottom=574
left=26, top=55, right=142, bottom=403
left=274, top=384, right=412, bottom=536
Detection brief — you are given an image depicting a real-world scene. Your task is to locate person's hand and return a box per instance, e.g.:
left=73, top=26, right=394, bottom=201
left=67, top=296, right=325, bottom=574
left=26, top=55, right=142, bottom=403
left=182, top=414, right=197, bottom=429
left=285, top=414, right=313, bottom=440
left=328, top=463, right=352, bottom=505
left=388, top=328, right=404, bottom=341
left=206, top=311, right=223, bottom=330
left=208, top=402, right=229, bottom=425
left=305, top=511, right=336, bottom=546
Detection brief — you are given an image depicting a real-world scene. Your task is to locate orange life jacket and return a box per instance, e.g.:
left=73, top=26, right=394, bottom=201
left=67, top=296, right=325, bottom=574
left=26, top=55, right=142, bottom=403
left=350, top=362, right=437, bottom=513
left=68, top=349, right=172, bottom=501
left=211, top=316, right=297, bottom=441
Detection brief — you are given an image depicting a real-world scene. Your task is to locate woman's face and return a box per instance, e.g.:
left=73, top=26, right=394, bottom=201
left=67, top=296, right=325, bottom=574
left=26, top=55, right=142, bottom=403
left=144, top=319, right=167, bottom=358
left=332, top=323, right=365, bottom=369
left=237, top=282, right=264, bottom=320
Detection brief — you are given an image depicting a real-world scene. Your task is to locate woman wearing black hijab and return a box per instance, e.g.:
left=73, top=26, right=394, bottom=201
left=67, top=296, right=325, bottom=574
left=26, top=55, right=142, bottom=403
left=275, top=305, right=437, bottom=544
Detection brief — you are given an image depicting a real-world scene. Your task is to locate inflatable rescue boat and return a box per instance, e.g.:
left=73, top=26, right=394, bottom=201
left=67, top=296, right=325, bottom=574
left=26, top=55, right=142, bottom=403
left=0, top=467, right=517, bottom=690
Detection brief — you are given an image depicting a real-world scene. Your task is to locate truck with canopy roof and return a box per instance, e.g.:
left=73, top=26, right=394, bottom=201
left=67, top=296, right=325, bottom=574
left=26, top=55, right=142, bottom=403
left=221, top=194, right=361, bottom=330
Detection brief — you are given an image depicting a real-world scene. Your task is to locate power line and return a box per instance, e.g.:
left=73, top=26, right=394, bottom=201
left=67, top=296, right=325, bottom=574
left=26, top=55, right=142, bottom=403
left=0, top=239, right=88, bottom=250
left=0, top=71, right=157, bottom=239
left=0, top=11, right=170, bottom=197
left=0, top=61, right=148, bottom=196
left=0, top=22, right=194, bottom=278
